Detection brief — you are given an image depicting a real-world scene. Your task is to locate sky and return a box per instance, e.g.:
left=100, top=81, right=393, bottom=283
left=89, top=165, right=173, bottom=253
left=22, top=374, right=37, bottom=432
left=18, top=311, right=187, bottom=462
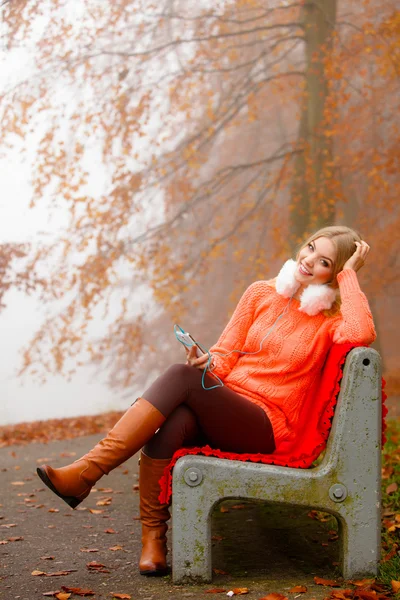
left=0, top=148, right=137, bottom=425
left=0, top=1, right=180, bottom=426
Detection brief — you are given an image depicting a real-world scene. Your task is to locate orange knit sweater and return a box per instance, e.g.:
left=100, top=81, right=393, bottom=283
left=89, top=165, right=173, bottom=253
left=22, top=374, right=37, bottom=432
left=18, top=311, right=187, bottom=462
left=209, top=269, right=376, bottom=445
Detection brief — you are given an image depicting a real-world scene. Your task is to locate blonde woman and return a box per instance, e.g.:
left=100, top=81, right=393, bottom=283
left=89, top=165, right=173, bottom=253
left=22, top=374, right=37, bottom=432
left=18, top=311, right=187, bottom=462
left=37, top=226, right=375, bottom=576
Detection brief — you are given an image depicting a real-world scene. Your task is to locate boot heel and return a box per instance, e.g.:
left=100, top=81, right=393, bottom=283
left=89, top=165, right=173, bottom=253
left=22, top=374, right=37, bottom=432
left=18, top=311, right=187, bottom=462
left=36, top=467, right=82, bottom=509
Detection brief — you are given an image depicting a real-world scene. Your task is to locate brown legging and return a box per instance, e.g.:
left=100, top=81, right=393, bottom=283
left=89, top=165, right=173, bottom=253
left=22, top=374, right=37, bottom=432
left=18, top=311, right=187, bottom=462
left=141, top=363, right=275, bottom=459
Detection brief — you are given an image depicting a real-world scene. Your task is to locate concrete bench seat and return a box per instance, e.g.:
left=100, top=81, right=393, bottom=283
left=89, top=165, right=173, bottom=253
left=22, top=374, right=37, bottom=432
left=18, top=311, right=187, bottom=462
left=171, top=347, right=382, bottom=583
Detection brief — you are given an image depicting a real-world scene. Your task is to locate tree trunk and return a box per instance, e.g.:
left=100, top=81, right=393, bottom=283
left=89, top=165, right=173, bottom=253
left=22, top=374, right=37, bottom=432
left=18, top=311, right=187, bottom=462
left=290, top=0, right=337, bottom=249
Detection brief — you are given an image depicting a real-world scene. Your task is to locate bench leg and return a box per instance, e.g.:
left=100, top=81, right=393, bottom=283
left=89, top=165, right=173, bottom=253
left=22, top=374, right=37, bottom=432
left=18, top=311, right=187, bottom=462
left=339, top=512, right=380, bottom=578
left=172, top=489, right=214, bottom=583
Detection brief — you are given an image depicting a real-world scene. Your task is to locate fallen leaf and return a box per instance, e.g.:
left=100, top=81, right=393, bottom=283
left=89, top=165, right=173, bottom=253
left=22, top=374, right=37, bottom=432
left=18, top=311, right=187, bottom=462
left=55, top=594, right=71, bottom=600
left=96, top=497, right=112, bottom=506
left=205, top=589, right=227, bottom=594
left=132, top=484, right=139, bottom=491
left=97, top=487, right=113, bottom=493
left=391, top=581, right=400, bottom=594
left=48, top=508, right=59, bottom=513
left=232, top=589, right=249, bottom=595
left=109, top=545, right=123, bottom=551
left=289, top=586, right=307, bottom=593
left=89, top=509, right=103, bottom=514
left=382, top=466, right=394, bottom=479
left=7, top=536, right=24, bottom=541
left=41, top=556, right=55, bottom=560
left=231, top=504, right=246, bottom=510
left=32, top=570, right=77, bottom=577
left=104, top=528, right=116, bottom=534
left=42, top=592, right=61, bottom=597
left=111, top=594, right=131, bottom=599
left=314, top=577, right=340, bottom=587
left=354, top=591, right=377, bottom=600
left=212, top=535, right=225, bottom=541
left=86, top=560, right=110, bottom=573
left=382, top=544, right=398, bottom=562
left=80, top=548, right=99, bottom=553
left=331, top=591, right=354, bottom=600
left=61, top=587, right=95, bottom=596
left=11, top=481, right=25, bottom=485
left=350, top=579, right=376, bottom=587
left=60, top=452, right=76, bottom=457
left=386, top=482, right=398, bottom=495
left=1, top=523, right=17, bottom=528
left=213, top=568, right=228, bottom=575
left=220, top=506, right=229, bottom=513
left=0, top=540, right=8, bottom=545
left=259, top=594, right=288, bottom=600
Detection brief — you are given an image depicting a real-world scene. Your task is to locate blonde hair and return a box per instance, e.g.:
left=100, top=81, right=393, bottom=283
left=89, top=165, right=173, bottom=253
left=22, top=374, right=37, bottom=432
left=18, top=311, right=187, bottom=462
left=297, top=225, right=362, bottom=316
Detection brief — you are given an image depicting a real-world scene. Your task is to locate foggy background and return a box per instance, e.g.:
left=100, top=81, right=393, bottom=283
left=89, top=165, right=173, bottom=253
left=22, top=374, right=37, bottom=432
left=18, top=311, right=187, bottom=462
left=1, top=0, right=399, bottom=426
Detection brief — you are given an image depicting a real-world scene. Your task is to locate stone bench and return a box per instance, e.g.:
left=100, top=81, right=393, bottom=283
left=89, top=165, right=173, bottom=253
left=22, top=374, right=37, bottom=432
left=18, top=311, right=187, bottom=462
left=171, top=347, right=382, bottom=583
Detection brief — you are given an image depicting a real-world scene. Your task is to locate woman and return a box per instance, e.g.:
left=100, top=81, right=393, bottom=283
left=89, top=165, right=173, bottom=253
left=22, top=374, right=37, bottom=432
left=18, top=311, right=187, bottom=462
left=37, top=225, right=375, bottom=577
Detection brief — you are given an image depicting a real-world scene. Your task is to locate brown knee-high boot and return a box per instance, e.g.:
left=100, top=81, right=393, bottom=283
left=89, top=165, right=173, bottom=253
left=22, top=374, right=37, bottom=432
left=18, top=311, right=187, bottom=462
left=37, top=398, right=165, bottom=509
left=139, top=451, right=171, bottom=576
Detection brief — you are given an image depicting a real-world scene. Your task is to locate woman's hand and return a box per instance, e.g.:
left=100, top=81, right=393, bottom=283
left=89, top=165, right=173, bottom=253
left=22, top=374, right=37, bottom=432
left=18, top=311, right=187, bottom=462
left=185, top=345, right=212, bottom=370
left=342, top=240, right=370, bottom=273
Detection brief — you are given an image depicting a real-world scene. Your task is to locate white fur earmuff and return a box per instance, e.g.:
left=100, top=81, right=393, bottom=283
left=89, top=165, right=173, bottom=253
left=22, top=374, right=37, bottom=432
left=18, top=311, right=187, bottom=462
left=275, top=259, right=337, bottom=316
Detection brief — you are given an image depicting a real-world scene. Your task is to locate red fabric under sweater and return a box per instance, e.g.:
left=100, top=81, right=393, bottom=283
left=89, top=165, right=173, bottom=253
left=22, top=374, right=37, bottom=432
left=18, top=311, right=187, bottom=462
left=158, top=343, right=387, bottom=504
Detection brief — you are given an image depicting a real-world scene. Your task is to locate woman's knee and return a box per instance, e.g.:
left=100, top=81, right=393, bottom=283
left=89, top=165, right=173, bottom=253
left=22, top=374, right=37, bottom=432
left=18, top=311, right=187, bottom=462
left=163, top=362, right=197, bottom=382
left=144, top=405, right=201, bottom=458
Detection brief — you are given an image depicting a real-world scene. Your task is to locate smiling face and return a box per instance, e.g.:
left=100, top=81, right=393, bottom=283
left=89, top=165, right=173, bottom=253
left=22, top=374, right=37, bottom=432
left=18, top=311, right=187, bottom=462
left=295, top=236, right=337, bottom=289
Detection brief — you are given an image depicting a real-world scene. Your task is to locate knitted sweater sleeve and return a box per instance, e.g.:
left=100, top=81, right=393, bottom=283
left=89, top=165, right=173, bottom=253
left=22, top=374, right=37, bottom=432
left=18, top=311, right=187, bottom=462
left=331, top=269, right=376, bottom=344
left=209, top=281, right=267, bottom=379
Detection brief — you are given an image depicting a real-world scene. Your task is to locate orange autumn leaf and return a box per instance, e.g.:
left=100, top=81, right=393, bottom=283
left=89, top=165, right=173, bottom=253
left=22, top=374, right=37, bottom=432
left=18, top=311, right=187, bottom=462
left=232, top=589, right=249, bottom=595
left=314, top=577, right=340, bottom=587
left=354, top=590, right=377, bottom=600
left=289, top=586, right=307, bottom=593
left=61, top=586, right=95, bottom=596
left=213, top=568, right=228, bottom=575
left=104, top=528, right=116, bottom=534
left=55, top=594, right=71, bottom=600
left=350, top=579, right=376, bottom=587
left=205, top=590, right=227, bottom=594
left=386, top=482, right=398, bottom=495
left=96, top=497, right=112, bottom=506
left=391, top=581, right=400, bottom=594
left=111, top=594, right=131, bottom=599
left=331, top=590, right=354, bottom=599
left=259, top=594, right=289, bottom=600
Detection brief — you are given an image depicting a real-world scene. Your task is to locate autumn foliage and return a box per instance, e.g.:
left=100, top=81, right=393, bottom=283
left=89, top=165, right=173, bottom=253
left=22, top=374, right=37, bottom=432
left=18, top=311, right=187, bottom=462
left=0, top=0, right=399, bottom=392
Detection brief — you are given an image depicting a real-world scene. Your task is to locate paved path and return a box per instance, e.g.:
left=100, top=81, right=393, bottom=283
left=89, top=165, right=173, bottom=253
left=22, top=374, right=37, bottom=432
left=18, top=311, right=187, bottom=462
left=0, top=435, right=360, bottom=600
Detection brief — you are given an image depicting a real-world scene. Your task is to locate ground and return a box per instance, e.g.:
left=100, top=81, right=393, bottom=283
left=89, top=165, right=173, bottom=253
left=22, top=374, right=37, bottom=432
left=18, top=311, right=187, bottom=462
left=0, top=432, right=389, bottom=600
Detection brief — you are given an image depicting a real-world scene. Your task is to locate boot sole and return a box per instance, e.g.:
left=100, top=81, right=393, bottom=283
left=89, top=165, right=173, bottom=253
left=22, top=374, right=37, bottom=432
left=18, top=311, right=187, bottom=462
left=139, top=567, right=169, bottom=577
left=36, top=467, right=81, bottom=509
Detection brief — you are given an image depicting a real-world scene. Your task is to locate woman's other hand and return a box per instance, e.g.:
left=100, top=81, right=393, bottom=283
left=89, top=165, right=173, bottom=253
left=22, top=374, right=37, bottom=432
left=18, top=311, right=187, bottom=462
left=185, top=346, right=211, bottom=369
left=342, top=240, right=370, bottom=273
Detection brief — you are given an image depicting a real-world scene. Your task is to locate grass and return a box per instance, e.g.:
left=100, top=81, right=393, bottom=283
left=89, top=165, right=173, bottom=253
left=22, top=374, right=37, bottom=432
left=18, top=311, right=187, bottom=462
left=378, top=418, right=400, bottom=586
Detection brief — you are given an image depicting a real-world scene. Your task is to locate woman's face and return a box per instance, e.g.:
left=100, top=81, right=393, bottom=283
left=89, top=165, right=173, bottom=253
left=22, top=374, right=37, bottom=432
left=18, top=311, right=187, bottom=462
left=295, top=236, right=336, bottom=287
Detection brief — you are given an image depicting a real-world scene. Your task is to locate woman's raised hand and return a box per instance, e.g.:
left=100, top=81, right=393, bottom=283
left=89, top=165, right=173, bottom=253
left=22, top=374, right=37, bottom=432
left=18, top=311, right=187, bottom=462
left=185, top=345, right=211, bottom=370
left=342, top=240, right=370, bottom=273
